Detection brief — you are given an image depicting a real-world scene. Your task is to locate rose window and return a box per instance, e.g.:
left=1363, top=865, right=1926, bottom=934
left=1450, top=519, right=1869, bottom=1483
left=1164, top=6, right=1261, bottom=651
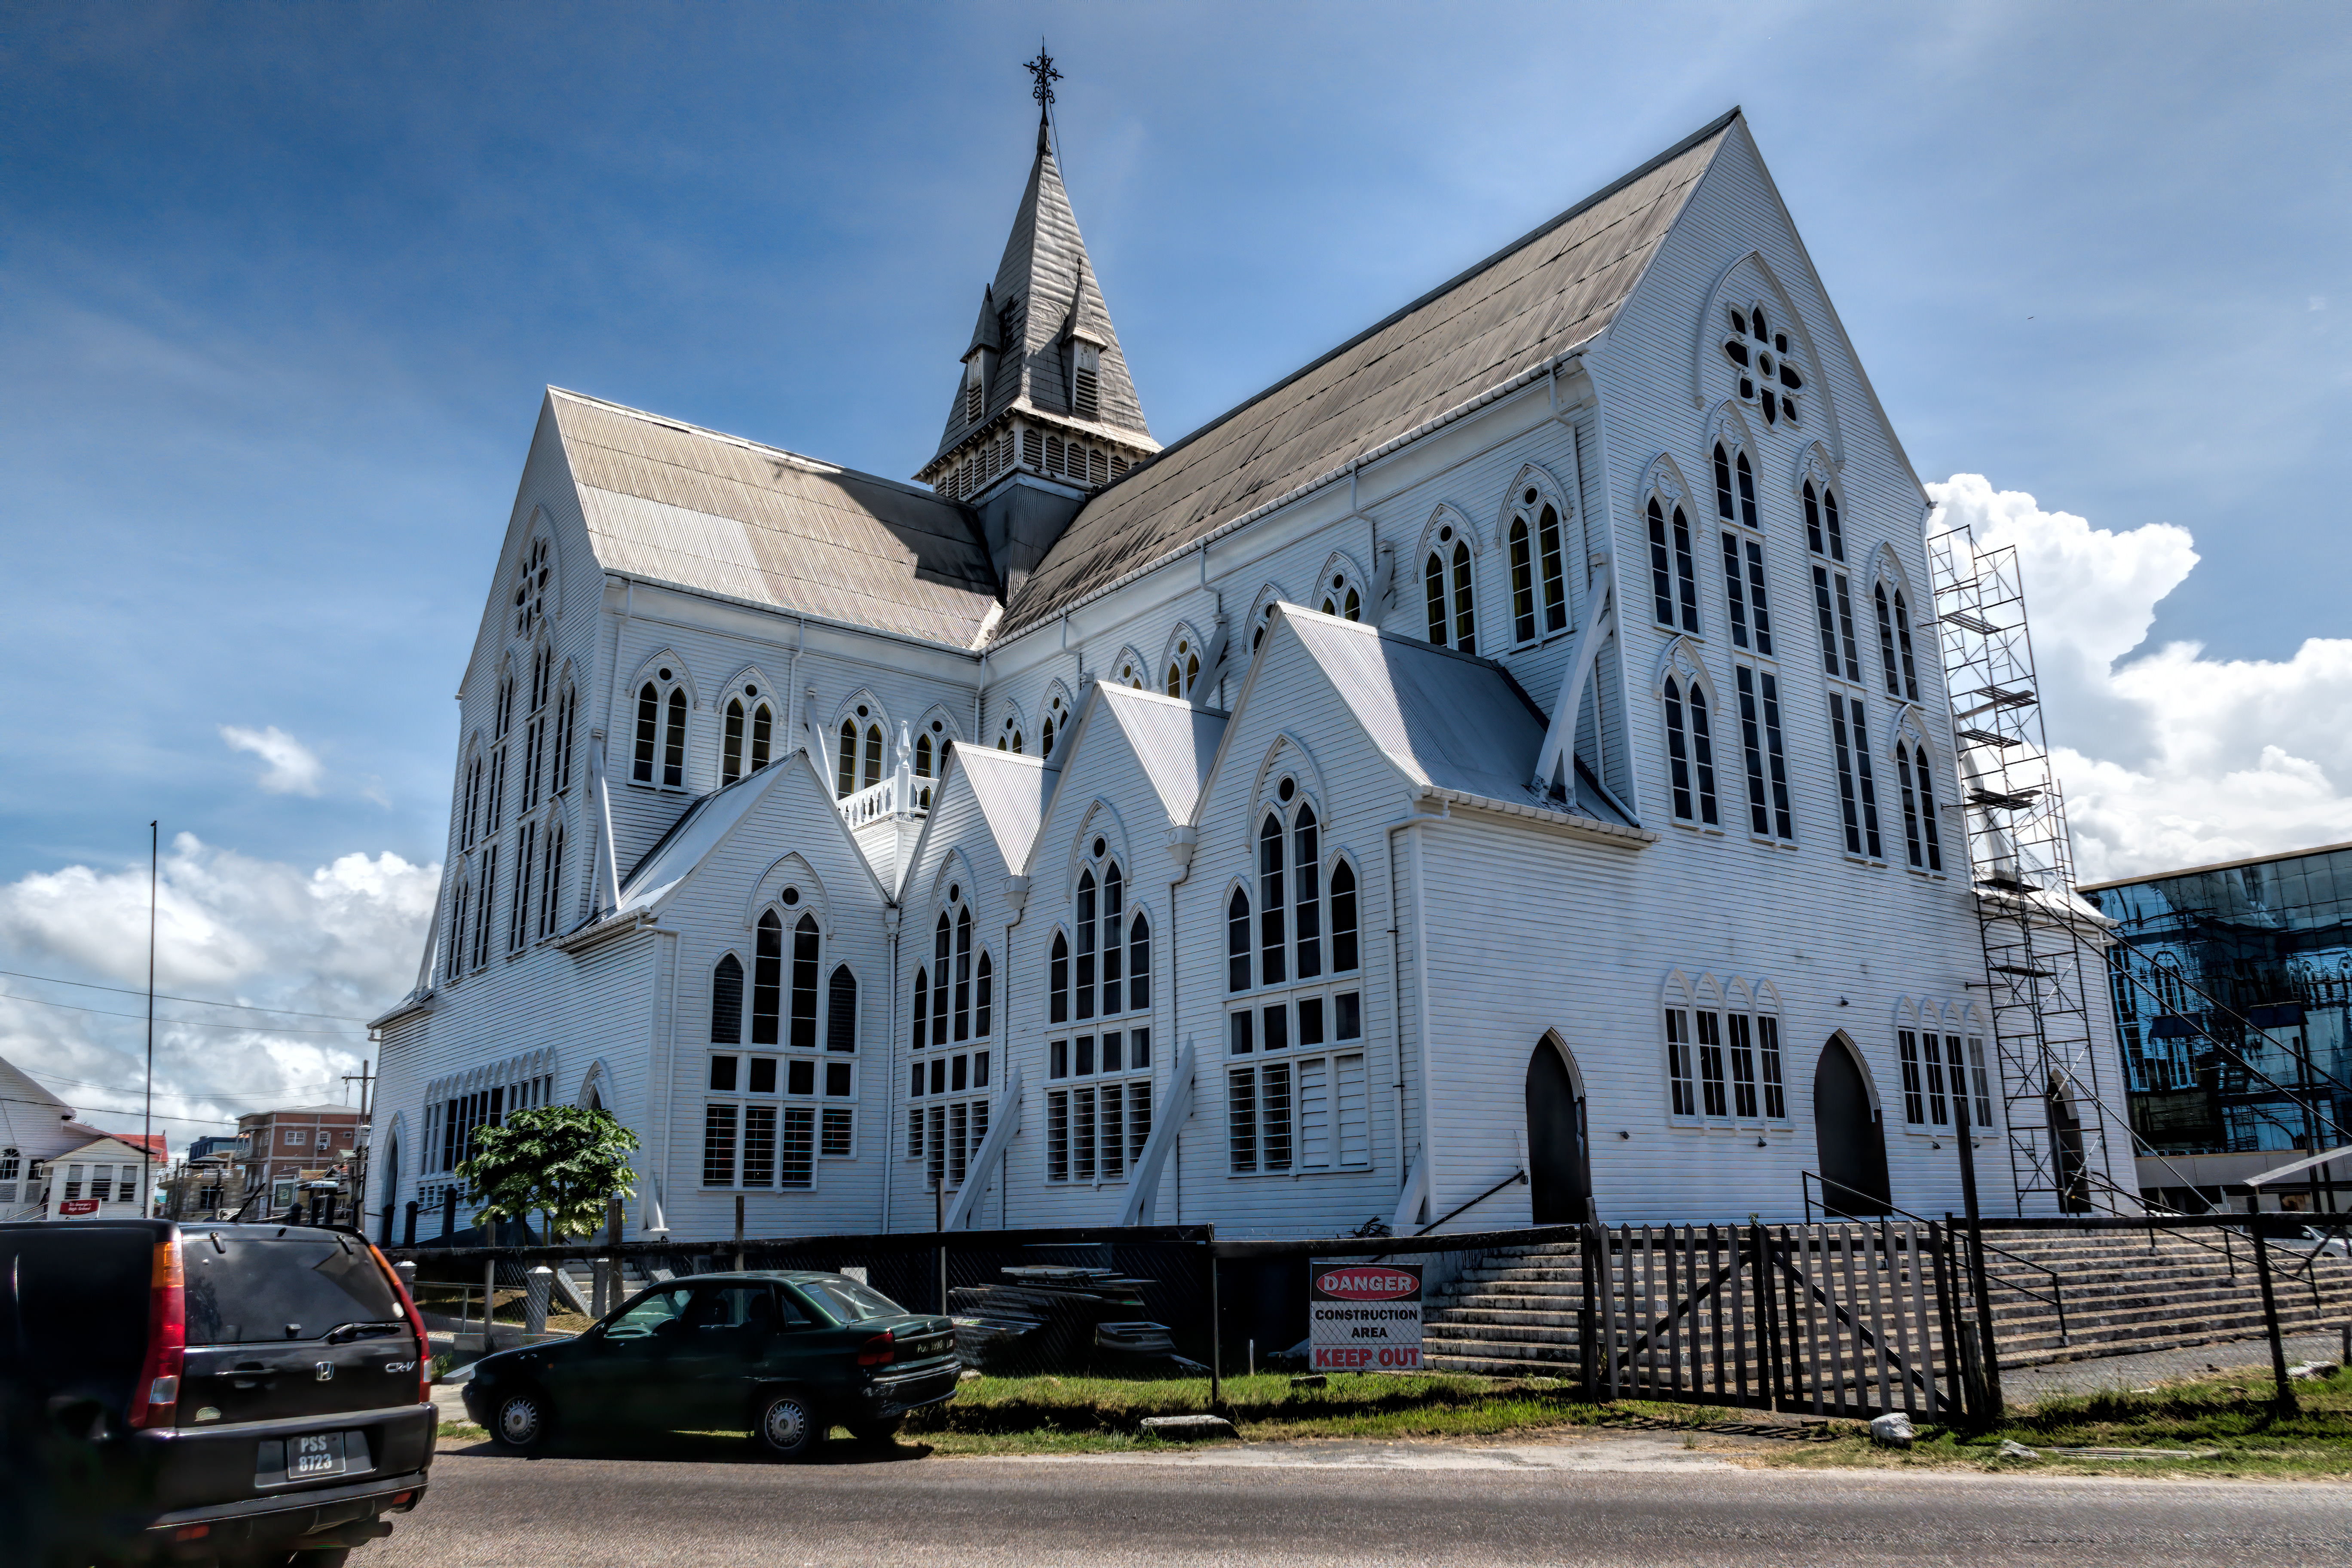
left=1721, top=306, right=1803, bottom=427
left=512, top=536, right=551, bottom=637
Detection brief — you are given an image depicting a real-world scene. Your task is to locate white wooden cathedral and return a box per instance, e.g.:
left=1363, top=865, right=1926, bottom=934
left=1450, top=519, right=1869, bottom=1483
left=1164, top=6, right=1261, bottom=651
left=368, top=102, right=2133, bottom=1240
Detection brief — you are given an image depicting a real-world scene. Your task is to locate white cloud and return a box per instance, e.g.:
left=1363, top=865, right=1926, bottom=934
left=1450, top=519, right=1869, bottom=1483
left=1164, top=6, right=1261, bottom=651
left=0, top=834, right=439, bottom=1146
left=1929, top=475, right=2352, bottom=882
left=220, top=723, right=325, bottom=796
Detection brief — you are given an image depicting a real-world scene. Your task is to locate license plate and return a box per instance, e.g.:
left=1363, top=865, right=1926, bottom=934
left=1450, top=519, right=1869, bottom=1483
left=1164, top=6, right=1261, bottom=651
left=288, top=1431, right=346, bottom=1480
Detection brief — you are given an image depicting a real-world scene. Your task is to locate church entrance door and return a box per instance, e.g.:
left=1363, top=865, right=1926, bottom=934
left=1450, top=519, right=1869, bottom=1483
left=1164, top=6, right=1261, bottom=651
left=1525, top=1040, right=1590, bottom=1224
left=1813, top=1038, right=1891, bottom=1218
left=2048, top=1079, right=2090, bottom=1213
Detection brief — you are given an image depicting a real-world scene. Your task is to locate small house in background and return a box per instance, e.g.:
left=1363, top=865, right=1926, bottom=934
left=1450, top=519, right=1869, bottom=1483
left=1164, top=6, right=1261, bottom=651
left=0, top=1052, right=166, bottom=1220
left=38, top=1130, right=168, bottom=1221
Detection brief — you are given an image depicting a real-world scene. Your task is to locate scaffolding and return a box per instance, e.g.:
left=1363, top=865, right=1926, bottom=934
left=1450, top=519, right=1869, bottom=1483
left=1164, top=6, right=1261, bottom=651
left=1928, top=527, right=2120, bottom=1215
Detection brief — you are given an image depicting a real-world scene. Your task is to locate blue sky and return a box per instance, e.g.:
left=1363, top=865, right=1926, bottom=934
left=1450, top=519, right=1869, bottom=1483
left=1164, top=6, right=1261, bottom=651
left=3, top=1, right=2348, bottom=1137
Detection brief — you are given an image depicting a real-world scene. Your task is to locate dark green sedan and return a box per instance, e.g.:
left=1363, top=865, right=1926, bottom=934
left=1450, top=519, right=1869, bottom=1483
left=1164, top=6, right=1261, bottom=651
left=460, top=1271, right=958, bottom=1459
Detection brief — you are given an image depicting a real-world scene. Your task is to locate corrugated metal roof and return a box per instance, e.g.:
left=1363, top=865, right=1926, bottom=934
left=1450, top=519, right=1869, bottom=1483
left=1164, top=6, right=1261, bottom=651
left=551, top=390, right=1003, bottom=647
left=952, top=744, right=1061, bottom=873
left=1000, top=112, right=1740, bottom=637
left=615, top=763, right=790, bottom=915
left=1277, top=605, right=1556, bottom=807
left=1095, top=685, right=1229, bottom=824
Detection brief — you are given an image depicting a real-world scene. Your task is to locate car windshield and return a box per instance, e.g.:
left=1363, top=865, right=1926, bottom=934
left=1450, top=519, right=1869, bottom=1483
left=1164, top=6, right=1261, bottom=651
left=796, top=1275, right=908, bottom=1323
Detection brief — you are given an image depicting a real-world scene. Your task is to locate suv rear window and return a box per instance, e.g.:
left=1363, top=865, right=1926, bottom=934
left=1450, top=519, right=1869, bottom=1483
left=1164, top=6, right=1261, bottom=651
left=184, top=1232, right=402, bottom=1345
left=0, top=1228, right=153, bottom=1406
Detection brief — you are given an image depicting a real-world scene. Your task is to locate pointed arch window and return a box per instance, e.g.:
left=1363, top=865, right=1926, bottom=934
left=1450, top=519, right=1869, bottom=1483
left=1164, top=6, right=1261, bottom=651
left=662, top=689, right=687, bottom=788
left=996, top=711, right=1023, bottom=753
left=1227, top=887, right=1250, bottom=992
left=1722, top=304, right=1803, bottom=426
left=712, top=953, right=744, bottom=1044
left=536, top=820, right=566, bottom=938
left=1646, top=499, right=1700, bottom=633
left=1827, top=694, right=1884, bottom=859
left=752, top=910, right=783, bottom=1046
left=1663, top=676, right=1719, bottom=826
left=1075, top=870, right=1097, bottom=1022
left=724, top=698, right=747, bottom=784
left=1166, top=636, right=1201, bottom=697
left=1042, top=692, right=1070, bottom=757
left=446, top=873, right=473, bottom=983
left=1891, top=590, right=1920, bottom=701
left=1252, top=597, right=1280, bottom=652
left=1257, top=813, right=1287, bottom=986
left=1049, top=929, right=1070, bottom=1024
left=1896, top=742, right=1945, bottom=873
left=932, top=913, right=952, bottom=1044
left=722, top=690, right=773, bottom=786
left=1421, top=523, right=1476, bottom=650
left=1292, top=804, right=1321, bottom=980
left=459, top=751, right=484, bottom=849
left=522, top=645, right=552, bottom=811
left=910, top=967, right=929, bottom=1052
left=827, top=965, right=858, bottom=1053
left=633, top=682, right=659, bottom=784
left=1128, top=911, right=1151, bottom=1011
left=1329, top=861, right=1359, bottom=974
left=835, top=703, right=886, bottom=796
left=552, top=681, right=577, bottom=795
left=1317, top=572, right=1363, bottom=622
left=789, top=913, right=821, bottom=1050
left=507, top=821, right=536, bottom=952
left=469, top=845, right=497, bottom=971
left=1507, top=487, right=1567, bottom=644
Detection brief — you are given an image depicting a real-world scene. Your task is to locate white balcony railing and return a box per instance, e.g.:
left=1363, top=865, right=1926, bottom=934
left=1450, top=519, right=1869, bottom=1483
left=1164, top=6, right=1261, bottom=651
left=839, top=770, right=929, bottom=828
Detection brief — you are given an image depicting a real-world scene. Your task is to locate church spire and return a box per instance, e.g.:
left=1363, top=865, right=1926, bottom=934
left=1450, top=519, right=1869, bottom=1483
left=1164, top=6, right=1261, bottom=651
left=916, top=46, right=1156, bottom=515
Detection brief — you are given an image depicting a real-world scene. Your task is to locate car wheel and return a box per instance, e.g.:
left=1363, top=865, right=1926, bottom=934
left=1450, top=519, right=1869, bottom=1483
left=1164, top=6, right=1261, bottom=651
left=491, top=1387, right=553, bottom=1450
left=753, top=1390, right=823, bottom=1461
left=845, top=1415, right=902, bottom=1445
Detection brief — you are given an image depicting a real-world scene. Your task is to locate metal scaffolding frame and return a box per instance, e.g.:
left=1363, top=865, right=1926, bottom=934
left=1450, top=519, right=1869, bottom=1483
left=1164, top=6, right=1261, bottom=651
left=1929, top=527, right=2119, bottom=1216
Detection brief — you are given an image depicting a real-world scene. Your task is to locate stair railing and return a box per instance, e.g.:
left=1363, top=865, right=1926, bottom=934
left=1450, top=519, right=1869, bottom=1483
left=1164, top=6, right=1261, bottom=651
left=1801, top=1170, right=2069, bottom=1346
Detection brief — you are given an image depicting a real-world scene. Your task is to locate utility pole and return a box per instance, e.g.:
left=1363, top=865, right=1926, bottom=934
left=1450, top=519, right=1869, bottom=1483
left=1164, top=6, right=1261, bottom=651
left=343, top=1060, right=375, bottom=1225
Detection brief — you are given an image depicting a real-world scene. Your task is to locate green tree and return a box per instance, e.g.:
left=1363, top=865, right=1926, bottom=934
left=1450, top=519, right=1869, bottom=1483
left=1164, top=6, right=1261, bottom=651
left=456, top=1104, right=639, bottom=1241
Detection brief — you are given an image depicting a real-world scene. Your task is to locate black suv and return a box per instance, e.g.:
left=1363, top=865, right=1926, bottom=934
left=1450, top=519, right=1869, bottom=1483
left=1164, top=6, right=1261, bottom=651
left=0, top=1219, right=435, bottom=1566
left=461, top=1270, right=958, bottom=1458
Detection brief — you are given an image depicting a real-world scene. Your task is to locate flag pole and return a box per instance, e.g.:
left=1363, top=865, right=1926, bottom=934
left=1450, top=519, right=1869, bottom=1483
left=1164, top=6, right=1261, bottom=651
left=144, top=821, right=158, bottom=1215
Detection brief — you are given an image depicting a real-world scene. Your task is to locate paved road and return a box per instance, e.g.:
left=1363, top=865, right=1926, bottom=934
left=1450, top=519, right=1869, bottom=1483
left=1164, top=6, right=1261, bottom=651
left=380, top=1432, right=2352, bottom=1567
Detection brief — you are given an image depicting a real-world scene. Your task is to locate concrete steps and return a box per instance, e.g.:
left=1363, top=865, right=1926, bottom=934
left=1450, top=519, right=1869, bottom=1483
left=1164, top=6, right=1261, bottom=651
left=1418, top=1228, right=2352, bottom=1376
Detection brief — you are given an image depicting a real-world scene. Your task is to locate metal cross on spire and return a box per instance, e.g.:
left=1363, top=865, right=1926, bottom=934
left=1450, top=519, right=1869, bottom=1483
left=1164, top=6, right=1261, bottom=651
left=1023, top=43, right=1061, bottom=109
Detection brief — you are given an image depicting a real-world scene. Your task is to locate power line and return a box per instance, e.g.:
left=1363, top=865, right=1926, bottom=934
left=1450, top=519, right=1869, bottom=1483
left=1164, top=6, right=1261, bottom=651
left=0, top=991, right=366, bottom=1037
left=1, top=1093, right=244, bottom=1129
left=0, top=968, right=377, bottom=1023
left=19, top=1072, right=340, bottom=1104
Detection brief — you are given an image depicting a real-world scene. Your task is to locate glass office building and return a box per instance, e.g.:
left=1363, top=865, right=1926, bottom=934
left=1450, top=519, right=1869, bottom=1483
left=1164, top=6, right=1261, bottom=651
left=2080, top=842, right=2351, bottom=1205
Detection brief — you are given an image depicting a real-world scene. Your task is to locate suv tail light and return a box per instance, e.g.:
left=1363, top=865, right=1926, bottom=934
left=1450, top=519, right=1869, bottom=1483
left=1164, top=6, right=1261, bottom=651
left=855, top=1330, right=896, bottom=1368
left=368, top=1240, right=434, bottom=1404
left=128, top=1232, right=185, bottom=1430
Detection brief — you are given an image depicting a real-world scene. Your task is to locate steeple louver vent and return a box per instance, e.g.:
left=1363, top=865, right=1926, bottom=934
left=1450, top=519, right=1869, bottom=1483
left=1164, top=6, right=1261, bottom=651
left=965, top=382, right=983, bottom=426
left=1074, top=367, right=1099, bottom=421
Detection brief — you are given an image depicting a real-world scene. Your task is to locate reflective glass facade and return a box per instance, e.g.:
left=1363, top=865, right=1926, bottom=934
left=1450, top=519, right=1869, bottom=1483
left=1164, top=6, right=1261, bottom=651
left=2083, top=844, right=2352, bottom=1159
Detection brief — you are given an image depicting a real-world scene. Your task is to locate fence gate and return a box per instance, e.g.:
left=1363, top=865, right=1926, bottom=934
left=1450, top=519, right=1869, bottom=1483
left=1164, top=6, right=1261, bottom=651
left=1586, top=1222, right=1963, bottom=1420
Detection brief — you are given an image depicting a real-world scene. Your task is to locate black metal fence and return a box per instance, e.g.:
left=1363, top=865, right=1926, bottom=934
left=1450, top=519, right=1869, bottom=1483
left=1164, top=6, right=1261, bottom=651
left=380, top=1210, right=2349, bottom=1421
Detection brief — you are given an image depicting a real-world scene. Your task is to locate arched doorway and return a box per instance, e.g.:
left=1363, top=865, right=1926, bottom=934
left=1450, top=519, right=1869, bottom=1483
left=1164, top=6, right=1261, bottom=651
left=1525, top=1036, right=1591, bottom=1224
left=2047, top=1077, right=2090, bottom=1213
left=1813, top=1036, right=1890, bottom=1218
left=377, top=1134, right=400, bottom=1244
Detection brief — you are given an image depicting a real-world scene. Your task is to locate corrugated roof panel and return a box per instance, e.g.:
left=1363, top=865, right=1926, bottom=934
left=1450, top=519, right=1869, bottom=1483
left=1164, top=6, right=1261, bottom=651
left=1279, top=606, right=1548, bottom=805
left=554, top=391, right=1001, bottom=647
left=955, top=746, right=1060, bottom=873
left=999, top=115, right=1734, bottom=636
left=1097, top=686, right=1229, bottom=824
